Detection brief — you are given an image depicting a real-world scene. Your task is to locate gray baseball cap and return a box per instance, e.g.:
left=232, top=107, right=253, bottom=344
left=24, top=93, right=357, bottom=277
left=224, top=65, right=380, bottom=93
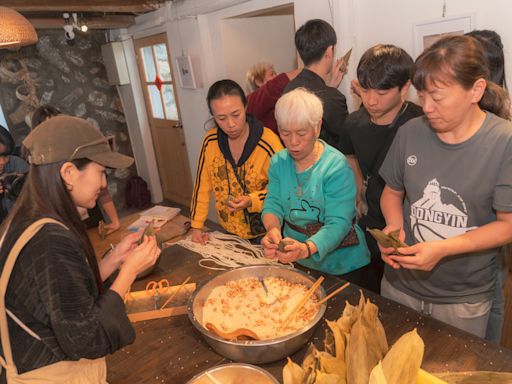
left=23, top=115, right=133, bottom=169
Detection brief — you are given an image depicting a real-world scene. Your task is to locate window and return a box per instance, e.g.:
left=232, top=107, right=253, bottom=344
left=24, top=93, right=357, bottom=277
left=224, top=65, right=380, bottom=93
left=139, top=43, right=178, bottom=120
left=0, top=104, right=8, bottom=130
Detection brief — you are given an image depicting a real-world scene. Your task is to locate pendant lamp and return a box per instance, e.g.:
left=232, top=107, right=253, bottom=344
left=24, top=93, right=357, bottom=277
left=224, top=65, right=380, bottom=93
left=0, top=7, right=38, bottom=49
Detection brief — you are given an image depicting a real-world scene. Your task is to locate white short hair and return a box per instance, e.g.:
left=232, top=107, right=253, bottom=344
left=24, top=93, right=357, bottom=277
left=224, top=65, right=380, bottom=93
left=275, top=87, right=323, bottom=131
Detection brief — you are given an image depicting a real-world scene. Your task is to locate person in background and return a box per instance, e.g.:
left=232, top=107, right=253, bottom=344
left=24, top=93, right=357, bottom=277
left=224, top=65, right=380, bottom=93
left=246, top=62, right=300, bottom=134
left=261, top=88, right=370, bottom=280
left=0, top=115, right=160, bottom=382
left=466, top=29, right=509, bottom=343
left=190, top=79, right=283, bottom=244
left=30, top=104, right=62, bottom=129
left=284, top=19, right=348, bottom=150
left=379, top=35, right=512, bottom=338
left=466, top=29, right=507, bottom=89
left=31, top=105, right=121, bottom=235
left=338, top=44, right=423, bottom=293
left=0, top=125, right=29, bottom=223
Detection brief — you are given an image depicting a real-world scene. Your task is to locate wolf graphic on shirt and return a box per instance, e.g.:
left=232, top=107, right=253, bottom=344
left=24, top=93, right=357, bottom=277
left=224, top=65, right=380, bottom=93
left=410, top=178, right=477, bottom=242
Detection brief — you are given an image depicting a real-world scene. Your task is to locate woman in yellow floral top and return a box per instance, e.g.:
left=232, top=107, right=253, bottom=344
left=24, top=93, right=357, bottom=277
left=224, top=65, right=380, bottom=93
left=190, top=79, right=283, bottom=242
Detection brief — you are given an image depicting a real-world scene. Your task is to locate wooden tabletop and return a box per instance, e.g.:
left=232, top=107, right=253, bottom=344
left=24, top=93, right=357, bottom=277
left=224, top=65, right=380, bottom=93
left=102, top=242, right=512, bottom=384
left=87, top=211, right=191, bottom=258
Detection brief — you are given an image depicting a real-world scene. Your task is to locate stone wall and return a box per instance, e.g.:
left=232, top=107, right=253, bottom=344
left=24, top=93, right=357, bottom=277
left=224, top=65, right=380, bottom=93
left=0, top=29, right=135, bottom=208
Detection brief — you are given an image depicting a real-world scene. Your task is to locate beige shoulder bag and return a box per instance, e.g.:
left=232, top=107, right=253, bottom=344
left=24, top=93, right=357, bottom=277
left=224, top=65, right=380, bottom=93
left=0, top=218, right=106, bottom=383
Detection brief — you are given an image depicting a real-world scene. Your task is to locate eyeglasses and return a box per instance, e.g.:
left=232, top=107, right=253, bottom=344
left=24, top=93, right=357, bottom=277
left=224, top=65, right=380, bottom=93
left=68, top=138, right=109, bottom=161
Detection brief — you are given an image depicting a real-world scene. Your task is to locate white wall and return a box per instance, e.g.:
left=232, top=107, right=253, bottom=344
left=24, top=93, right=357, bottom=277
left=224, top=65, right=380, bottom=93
left=348, top=0, right=512, bottom=109
left=165, top=16, right=210, bottom=199
left=221, top=15, right=296, bottom=91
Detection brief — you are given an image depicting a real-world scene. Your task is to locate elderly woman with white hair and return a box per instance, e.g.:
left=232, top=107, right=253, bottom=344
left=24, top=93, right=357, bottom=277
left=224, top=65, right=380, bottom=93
left=261, top=88, right=370, bottom=278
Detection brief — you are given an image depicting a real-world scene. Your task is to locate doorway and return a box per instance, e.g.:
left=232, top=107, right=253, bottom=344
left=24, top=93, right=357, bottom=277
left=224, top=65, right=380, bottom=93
left=220, top=4, right=296, bottom=90
left=134, top=33, right=193, bottom=207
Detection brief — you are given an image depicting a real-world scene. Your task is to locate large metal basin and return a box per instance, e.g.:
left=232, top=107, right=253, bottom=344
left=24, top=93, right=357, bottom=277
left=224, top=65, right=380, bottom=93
left=188, top=265, right=326, bottom=364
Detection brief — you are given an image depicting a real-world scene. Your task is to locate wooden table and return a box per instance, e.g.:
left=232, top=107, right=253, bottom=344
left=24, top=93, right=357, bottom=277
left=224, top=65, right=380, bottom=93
left=101, top=243, right=512, bottom=383
left=87, top=211, right=191, bottom=258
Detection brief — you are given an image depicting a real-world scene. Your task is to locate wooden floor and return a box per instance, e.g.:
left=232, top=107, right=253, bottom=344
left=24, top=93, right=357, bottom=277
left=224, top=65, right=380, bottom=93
left=502, top=269, right=512, bottom=348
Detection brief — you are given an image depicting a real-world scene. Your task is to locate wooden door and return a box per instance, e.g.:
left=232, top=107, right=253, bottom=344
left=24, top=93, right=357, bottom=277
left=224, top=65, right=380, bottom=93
left=134, top=33, right=193, bottom=206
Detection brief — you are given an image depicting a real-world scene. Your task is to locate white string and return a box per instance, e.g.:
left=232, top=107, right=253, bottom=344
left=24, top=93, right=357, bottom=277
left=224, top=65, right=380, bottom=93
left=176, top=232, right=286, bottom=270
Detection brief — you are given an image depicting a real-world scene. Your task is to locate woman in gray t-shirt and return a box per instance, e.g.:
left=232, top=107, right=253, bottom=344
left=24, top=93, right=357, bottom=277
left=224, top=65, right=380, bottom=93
left=378, top=35, right=512, bottom=338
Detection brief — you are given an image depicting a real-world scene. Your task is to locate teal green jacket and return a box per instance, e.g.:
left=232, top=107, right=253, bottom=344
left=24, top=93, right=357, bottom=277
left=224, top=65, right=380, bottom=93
left=262, top=141, right=370, bottom=275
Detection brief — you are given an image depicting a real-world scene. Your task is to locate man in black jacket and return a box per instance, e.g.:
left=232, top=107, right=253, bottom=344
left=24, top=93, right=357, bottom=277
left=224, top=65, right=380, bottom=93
left=339, top=44, right=423, bottom=293
left=284, top=19, right=347, bottom=149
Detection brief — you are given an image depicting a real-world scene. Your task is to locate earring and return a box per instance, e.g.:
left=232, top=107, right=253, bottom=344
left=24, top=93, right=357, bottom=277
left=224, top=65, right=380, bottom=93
left=66, top=182, right=73, bottom=191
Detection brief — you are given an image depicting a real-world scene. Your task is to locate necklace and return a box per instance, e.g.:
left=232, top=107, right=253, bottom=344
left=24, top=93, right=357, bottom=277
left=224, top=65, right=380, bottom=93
left=295, top=141, right=320, bottom=197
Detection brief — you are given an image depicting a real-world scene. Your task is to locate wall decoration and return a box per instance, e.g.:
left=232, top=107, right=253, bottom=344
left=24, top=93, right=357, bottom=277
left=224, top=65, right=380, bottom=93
left=175, top=55, right=197, bottom=89
left=413, top=14, right=475, bottom=58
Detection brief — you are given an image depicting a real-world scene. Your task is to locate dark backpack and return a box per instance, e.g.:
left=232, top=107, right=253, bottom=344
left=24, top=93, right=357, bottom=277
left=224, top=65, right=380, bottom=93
left=125, top=176, right=151, bottom=209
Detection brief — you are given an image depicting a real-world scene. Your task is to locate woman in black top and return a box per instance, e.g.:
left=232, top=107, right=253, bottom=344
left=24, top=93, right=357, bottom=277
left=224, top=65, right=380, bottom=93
left=0, top=115, right=160, bottom=382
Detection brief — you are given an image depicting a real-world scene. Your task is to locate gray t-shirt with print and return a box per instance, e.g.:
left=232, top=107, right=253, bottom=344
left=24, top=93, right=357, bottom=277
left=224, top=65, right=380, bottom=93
left=380, top=113, right=512, bottom=304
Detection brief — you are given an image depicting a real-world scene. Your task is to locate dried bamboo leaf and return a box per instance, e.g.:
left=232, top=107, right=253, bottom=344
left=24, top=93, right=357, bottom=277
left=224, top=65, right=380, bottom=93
left=302, top=343, right=320, bottom=379
left=282, top=357, right=305, bottom=384
left=315, top=370, right=345, bottom=384
left=346, top=313, right=378, bottom=384
left=326, top=320, right=346, bottom=363
left=317, top=351, right=346, bottom=379
left=337, top=298, right=360, bottom=333
left=324, top=329, right=335, bottom=356
left=381, top=328, right=424, bottom=384
left=138, top=220, right=156, bottom=245
left=366, top=228, right=407, bottom=254
left=362, top=299, right=389, bottom=357
left=278, top=240, right=294, bottom=252
left=369, top=361, right=389, bottom=384
left=434, top=371, right=512, bottom=384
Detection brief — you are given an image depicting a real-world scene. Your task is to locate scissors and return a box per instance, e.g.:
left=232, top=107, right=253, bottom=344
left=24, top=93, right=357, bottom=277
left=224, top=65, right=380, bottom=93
left=145, top=279, right=171, bottom=309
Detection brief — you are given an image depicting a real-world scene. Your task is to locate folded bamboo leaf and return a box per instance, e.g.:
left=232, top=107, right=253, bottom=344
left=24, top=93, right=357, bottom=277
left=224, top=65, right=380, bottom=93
left=282, top=357, right=305, bottom=384
left=367, top=228, right=408, bottom=254
left=317, top=351, right=346, bottom=379
left=346, top=313, right=378, bottom=384
left=381, top=328, right=424, bottom=384
left=434, top=371, right=512, bottom=384
left=326, top=320, right=346, bottom=363
left=278, top=240, right=294, bottom=252
left=362, top=299, right=389, bottom=357
left=138, top=220, right=156, bottom=245
left=315, top=370, right=345, bottom=384
left=369, top=361, right=388, bottom=384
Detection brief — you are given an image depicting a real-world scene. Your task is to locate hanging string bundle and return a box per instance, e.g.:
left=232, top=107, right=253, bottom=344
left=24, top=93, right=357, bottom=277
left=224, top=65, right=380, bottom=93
left=176, top=231, right=286, bottom=270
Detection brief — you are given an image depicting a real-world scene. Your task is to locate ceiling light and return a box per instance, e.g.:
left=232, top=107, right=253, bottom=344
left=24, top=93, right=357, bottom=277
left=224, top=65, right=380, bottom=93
left=63, top=12, right=88, bottom=39
left=0, top=7, right=38, bottom=49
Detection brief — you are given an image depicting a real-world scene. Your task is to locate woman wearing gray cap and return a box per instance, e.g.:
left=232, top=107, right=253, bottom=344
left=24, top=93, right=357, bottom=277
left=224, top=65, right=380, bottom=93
left=0, top=115, right=160, bottom=383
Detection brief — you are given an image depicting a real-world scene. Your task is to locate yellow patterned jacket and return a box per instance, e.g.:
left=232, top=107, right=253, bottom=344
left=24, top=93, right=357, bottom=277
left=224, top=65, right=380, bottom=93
left=190, top=115, right=283, bottom=238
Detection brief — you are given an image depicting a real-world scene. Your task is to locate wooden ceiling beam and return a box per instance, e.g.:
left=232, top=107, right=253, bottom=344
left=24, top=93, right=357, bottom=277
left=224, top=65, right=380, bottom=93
left=1, top=1, right=163, bottom=13
left=29, top=15, right=136, bottom=29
